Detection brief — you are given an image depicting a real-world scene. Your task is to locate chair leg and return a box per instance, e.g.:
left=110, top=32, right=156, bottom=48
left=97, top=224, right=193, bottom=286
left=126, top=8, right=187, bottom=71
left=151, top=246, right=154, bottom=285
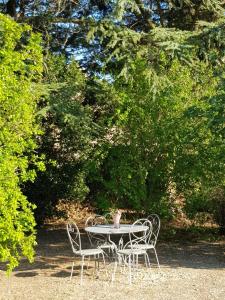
left=153, top=248, right=160, bottom=268
left=146, top=251, right=151, bottom=268
left=80, top=256, right=85, bottom=285
left=70, top=261, right=74, bottom=280
left=94, top=255, right=97, bottom=270
left=118, top=255, right=124, bottom=274
left=136, top=254, right=139, bottom=269
left=133, top=254, right=140, bottom=280
left=144, top=253, right=147, bottom=267
left=101, top=252, right=107, bottom=276
left=87, top=256, right=90, bottom=270
left=128, top=255, right=132, bottom=285
left=111, top=258, right=118, bottom=283
left=102, top=252, right=106, bottom=266
left=97, top=253, right=100, bottom=270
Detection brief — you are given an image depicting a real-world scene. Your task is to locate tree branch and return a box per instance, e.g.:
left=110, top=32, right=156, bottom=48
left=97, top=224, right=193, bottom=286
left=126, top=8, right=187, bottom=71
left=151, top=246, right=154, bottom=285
left=134, top=0, right=156, bottom=30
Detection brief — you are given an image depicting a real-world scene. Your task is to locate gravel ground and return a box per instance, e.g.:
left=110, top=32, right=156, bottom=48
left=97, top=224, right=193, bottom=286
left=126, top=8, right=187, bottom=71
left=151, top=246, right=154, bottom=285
left=0, top=227, right=225, bottom=300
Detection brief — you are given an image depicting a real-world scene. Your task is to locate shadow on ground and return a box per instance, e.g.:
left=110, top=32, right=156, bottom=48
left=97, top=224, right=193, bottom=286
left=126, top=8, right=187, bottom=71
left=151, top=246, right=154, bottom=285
left=1, top=226, right=224, bottom=279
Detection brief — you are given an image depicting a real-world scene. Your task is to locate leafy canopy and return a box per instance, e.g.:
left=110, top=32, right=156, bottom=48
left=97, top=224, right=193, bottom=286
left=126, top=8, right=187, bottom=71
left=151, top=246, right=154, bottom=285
left=0, top=14, right=43, bottom=272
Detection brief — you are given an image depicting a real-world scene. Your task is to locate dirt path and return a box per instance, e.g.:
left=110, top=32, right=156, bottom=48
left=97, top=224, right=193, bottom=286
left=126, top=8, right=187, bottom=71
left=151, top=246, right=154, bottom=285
left=0, top=227, right=225, bottom=300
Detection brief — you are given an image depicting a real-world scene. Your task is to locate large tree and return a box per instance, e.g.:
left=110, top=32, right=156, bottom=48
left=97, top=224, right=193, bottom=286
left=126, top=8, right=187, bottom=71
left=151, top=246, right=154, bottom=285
left=0, top=14, right=43, bottom=271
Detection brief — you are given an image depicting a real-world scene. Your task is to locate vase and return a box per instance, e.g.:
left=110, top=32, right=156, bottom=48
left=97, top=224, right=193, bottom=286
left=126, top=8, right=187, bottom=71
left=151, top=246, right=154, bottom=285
left=113, top=210, right=121, bottom=229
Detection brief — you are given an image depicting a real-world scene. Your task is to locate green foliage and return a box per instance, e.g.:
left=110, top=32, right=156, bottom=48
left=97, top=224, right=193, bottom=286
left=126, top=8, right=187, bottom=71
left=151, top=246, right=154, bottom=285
left=3, top=1, right=224, bottom=230
left=27, top=19, right=225, bottom=226
left=0, top=14, right=43, bottom=272
left=90, top=55, right=224, bottom=219
left=84, top=4, right=225, bottom=225
left=25, top=54, right=121, bottom=222
left=92, top=145, right=148, bottom=210
left=25, top=56, right=89, bottom=220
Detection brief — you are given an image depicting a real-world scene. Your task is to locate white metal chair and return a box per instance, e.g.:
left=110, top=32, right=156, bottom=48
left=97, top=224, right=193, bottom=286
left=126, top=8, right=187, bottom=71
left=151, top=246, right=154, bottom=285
left=131, top=215, right=160, bottom=268
left=66, top=221, right=106, bottom=284
left=128, top=218, right=153, bottom=267
left=85, top=215, right=116, bottom=253
left=147, top=214, right=160, bottom=268
left=112, top=219, right=152, bottom=284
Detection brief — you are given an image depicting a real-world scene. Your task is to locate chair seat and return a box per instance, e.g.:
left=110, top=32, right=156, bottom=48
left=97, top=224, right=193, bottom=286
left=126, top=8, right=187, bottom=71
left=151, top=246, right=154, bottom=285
left=132, top=243, right=154, bottom=250
left=99, top=243, right=115, bottom=249
left=117, top=248, right=147, bottom=256
left=74, top=248, right=103, bottom=256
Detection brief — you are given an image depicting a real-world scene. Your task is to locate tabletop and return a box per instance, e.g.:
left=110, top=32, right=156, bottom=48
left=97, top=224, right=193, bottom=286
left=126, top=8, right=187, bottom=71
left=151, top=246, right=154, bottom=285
left=85, top=224, right=148, bottom=235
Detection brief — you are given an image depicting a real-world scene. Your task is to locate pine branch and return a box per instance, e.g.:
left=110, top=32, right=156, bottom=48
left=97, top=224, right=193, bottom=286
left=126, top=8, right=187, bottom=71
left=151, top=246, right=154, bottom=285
left=134, top=0, right=156, bottom=29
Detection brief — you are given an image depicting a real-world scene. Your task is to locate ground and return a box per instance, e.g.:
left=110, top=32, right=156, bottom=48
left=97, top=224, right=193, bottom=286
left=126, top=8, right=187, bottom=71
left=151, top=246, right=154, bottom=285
left=0, top=224, right=225, bottom=300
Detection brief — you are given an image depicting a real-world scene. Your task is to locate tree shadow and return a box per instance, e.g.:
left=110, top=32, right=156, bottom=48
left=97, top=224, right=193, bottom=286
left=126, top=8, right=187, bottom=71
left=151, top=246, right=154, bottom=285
left=156, top=240, right=225, bottom=270
left=1, top=226, right=224, bottom=279
left=15, top=271, right=38, bottom=277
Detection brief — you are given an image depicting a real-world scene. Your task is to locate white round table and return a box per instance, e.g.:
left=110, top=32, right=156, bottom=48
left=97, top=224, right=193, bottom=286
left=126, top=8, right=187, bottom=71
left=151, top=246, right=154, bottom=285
left=85, top=224, right=148, bottom=252
left=85, top=224, right=148, bottom=235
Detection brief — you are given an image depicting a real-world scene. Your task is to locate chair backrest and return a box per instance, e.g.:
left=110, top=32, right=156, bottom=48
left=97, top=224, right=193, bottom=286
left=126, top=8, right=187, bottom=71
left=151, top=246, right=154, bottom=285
left=147, top=214, right=160, bottom=246
left=66, top=221, right=82, bottom=253
left=85, top=215, right=107, bottom=247
left=131, top=218, right=152, bottom=246
left=122, top=219, right=152, bottom=250
left=85, top=215, right=107, bottom=227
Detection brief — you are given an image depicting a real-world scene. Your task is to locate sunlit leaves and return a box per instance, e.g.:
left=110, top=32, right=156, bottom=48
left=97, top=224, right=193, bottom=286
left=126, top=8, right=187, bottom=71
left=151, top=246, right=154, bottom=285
left=0, top=14, right=43, bottom=272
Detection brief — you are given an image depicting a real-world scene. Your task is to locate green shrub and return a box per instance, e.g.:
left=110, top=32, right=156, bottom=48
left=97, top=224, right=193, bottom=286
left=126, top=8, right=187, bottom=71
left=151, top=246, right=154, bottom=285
left=0, top=14, right=43, bottom=272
